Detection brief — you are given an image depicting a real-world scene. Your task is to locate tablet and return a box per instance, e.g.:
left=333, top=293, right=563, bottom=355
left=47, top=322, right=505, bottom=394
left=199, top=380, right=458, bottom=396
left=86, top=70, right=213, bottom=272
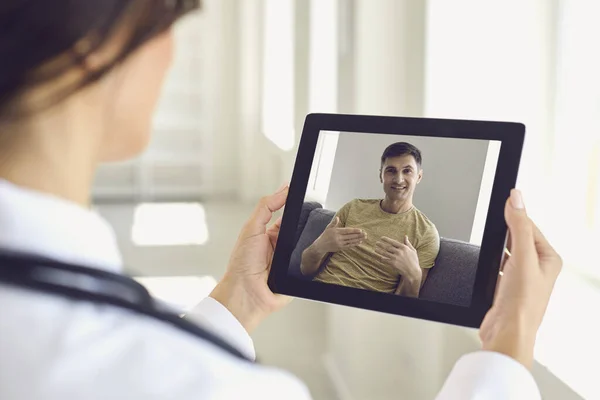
left=268, top=113, right=525, bottom=328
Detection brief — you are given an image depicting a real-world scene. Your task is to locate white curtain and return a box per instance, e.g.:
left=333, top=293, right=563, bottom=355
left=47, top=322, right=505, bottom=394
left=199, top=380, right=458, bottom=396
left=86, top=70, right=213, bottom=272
left=425, top=0, right=599, bottom=279
left=550, top=0, right=600, bottom=279
left=424, top=3, right=600, bottom=396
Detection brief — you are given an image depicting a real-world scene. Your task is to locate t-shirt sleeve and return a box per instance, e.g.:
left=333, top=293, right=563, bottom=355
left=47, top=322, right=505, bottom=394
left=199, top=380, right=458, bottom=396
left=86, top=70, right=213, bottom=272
left=333, top=200, right=353, bottom=226
left=417, top=224, right=440, bottom=269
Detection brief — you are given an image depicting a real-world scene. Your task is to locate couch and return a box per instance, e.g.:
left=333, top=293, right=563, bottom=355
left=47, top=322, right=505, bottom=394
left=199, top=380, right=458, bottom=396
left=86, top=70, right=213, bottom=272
left=289, top=201, right=480, bottom=307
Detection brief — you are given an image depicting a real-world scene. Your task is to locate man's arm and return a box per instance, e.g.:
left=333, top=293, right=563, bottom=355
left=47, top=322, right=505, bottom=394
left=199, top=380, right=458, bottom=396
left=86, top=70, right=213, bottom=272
left=300, top=243, right=329, bottom=276
left=300, top=221, right=366, bottom=276
left=300, top=203, right=358, bottom=277
left=394, top=268, right=429, bottom=297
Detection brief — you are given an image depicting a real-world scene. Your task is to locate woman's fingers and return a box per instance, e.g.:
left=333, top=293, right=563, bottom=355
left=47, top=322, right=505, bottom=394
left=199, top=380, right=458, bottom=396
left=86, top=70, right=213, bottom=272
left=500, top=247, right=511, bottom=273
left=245, top=185, right=289, bottom=236
left=532, top=223, right=563, bottom=276
left=266, top=216, right=284, bottom=248
left=532, top=222, right=557, bottom=258
left=505, top=230, right=512, bottom=256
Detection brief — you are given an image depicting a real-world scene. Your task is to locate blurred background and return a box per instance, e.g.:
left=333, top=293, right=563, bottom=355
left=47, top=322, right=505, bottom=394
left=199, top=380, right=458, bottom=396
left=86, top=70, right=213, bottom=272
left=91, top=1, right=599, bottom=399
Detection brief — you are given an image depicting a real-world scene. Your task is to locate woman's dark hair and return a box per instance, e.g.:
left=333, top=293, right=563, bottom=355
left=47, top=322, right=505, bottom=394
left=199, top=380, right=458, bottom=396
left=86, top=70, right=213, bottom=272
left=0, top=0, right=200, bottom=119
left=380, top=142, right=423, bottom=169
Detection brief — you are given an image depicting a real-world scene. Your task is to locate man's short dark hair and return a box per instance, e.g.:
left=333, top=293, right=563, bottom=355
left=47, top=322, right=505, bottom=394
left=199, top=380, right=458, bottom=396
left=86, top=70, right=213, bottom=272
left=380, top=142, right=422, bottom=169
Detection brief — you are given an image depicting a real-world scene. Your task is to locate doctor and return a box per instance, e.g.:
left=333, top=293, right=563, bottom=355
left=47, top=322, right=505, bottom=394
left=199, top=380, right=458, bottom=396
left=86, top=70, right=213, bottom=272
left=0, top=1, right=562, bottom=399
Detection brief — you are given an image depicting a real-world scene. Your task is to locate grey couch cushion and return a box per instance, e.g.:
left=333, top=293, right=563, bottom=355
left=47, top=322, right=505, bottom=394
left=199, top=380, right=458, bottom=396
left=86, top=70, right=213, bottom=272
left=294, top=201, right=323, bottom=246
left=289, top=208, right=335, bottom=279
left=419, top=238, right=479, bottom=307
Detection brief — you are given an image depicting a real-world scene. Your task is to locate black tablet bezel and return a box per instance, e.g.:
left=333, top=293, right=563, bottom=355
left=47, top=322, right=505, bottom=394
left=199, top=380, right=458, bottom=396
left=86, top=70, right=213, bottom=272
left=268, top=113, right=525, bottom=328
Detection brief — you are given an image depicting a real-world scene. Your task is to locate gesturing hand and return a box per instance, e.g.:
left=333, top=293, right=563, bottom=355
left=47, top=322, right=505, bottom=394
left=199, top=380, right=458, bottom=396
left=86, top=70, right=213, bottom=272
left=374, top=236, right=422, bottom=281
left=209, top=184, right=292, bottom=334
left=314, top=217, right=367, bottom=253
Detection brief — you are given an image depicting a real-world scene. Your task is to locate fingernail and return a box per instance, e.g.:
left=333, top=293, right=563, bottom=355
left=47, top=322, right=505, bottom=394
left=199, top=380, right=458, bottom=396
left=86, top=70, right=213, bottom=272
left=276, top=182, right=289, bottom=193
left=511, top=189, right=525, bottom=209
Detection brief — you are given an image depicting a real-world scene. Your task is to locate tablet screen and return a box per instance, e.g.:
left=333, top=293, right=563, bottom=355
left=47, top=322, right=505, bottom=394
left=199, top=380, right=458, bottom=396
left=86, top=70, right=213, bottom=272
left=288, top=130, right=501, bottom=305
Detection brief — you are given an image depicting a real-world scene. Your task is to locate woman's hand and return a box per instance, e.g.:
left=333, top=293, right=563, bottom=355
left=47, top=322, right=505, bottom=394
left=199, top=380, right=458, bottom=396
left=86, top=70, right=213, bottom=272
left=479, top=189, right=563, bottom=369
left=209, top=184, right=292, bottom=334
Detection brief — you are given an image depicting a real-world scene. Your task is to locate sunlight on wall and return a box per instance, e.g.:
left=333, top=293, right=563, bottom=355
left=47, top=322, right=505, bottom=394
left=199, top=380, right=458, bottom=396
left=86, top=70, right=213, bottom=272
left=131, top=203, right=209, bottom=246
left=306, top=131, right=339, bottom=206
left=469, top=141, right=501, bottom=245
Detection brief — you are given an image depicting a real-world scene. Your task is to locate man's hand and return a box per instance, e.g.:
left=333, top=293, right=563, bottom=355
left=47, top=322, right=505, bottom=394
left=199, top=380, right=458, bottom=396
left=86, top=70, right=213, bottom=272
left=375, top=236, right=422, bottom=282
left=313, top=217, right=367, bottom=254
left=209, top=184, right=292, bottom=334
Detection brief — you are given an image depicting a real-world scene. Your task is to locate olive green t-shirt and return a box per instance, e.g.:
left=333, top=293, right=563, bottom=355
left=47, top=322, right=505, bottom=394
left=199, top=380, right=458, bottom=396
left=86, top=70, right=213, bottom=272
left=313, top=199, right=440, bottom=293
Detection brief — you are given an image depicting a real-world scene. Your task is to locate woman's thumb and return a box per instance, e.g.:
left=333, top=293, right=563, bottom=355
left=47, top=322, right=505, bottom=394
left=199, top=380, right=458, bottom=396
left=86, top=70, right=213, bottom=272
left=504, top=189, right=534, bottom=255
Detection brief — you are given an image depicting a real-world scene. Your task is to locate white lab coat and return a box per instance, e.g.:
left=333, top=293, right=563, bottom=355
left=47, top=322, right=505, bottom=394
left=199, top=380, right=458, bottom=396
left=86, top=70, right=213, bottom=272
left=0, top=180, right=541, bottom=399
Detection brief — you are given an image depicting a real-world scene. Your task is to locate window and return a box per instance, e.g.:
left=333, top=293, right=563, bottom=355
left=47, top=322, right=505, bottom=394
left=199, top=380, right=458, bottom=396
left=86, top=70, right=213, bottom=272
left=93, top=9, right=211, bottom=201
left=261, top=0, right=295, bottom=151
left=131, top=203, right=209, bottom=247
left=308, top=0, right=339, bottom=113
left=304, top=0, right=340, bottom=205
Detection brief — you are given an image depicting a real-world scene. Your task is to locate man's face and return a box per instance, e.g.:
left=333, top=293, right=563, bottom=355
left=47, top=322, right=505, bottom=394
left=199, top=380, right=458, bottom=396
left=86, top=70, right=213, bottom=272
left=380, top=155, right=423, bottom=202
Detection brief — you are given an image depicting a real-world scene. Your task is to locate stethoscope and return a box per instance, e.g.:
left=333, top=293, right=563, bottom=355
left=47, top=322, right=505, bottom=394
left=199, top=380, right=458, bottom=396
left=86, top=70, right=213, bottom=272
left=0, top=251, right=252, bottom=362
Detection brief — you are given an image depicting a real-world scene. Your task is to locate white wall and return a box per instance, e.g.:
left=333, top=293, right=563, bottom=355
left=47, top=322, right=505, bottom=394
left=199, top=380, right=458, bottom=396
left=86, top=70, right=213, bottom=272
left=323, top=132, right=491, bottom=242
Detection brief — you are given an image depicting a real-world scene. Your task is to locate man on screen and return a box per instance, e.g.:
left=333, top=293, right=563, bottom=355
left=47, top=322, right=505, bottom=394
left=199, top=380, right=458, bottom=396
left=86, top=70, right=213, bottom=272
left=300, top=142, right=440, bottom=297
